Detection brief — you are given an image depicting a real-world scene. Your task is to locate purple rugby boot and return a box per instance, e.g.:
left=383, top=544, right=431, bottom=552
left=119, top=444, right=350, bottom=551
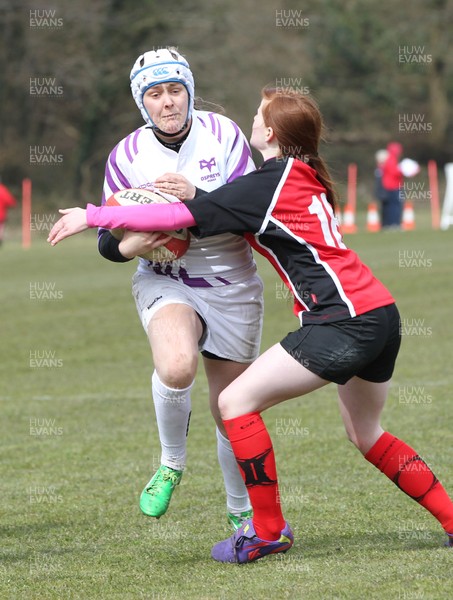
left=211, top=519, right=294, bottom=564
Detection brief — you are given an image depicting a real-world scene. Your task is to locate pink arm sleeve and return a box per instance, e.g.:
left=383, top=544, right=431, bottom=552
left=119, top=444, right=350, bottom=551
left=86, top=201, right=196, bottom=231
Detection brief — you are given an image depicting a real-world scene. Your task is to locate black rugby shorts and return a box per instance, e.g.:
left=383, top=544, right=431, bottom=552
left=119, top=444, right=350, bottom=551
left=280, top=303, right=401, bottom=385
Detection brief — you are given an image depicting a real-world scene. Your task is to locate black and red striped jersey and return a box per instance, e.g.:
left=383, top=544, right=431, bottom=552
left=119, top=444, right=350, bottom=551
left=186, top=157, right=395, bottom=324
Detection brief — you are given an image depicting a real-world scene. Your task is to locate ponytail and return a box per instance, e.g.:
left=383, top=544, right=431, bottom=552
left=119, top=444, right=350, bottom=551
left=307, top=155, right=338, bottom=213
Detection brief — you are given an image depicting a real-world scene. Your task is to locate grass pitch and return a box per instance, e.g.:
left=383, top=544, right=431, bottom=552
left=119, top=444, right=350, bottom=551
left=1, top=221, right=452, bottom=599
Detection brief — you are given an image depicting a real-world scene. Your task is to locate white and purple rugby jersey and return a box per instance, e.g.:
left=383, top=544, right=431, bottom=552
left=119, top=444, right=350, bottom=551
left=101, top=110, right=257, bottom=287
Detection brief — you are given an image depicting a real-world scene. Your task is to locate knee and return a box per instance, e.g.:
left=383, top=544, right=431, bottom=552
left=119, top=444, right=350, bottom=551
left=218, top=388, right=234, bottom=421
left=156, top=353, right=197, bottom=389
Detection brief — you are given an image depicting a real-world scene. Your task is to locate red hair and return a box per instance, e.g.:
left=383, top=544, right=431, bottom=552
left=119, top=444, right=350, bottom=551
left=262, top=87, right=338, bottom=211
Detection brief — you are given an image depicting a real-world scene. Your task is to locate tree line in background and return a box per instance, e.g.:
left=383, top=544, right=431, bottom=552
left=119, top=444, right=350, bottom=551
left=1, top=0, right=452, bottom=209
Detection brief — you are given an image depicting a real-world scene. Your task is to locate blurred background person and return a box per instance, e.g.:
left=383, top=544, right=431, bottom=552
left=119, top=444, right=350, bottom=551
left=374, top=148, right=388, bottom=224
left=0, top=177, right=17, bottom=246
left=381, top=142, right=403, bottom=229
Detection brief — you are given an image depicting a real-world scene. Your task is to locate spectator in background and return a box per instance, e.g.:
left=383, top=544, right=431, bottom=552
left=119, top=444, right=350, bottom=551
left=381, top=142, right=403, bottom=229
left=374, top=148, right=388, bottom=222
left=0, top=178, right=17, bottom=246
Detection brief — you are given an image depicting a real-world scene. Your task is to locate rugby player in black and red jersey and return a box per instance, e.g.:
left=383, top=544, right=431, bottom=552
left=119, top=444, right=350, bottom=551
left=49, top=86, right=453, bottom=564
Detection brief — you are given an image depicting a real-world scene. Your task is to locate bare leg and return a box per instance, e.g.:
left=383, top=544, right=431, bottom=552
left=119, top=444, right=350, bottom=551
left=337, top=376, right=389, bottom=454
left=139, top=303, right=204, bottom=517
left=148, top=303, right=203, bottom=389
left=143, top=303, right=202, bottom=477
left=213, top=343, right=328, bottom=542
left=218, top=343, right=329, bottom=419
left=338, top=377, right=453, bottom=537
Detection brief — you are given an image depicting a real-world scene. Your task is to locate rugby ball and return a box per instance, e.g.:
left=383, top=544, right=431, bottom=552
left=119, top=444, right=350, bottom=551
left=105, top=188, right=190, bottom=262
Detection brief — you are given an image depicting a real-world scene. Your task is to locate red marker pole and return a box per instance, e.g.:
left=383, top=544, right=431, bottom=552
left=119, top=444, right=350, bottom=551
left=428, top=160, right=440, bottom=230
left=341, top=163, right=358, bottom=234
left=22, top=178, right=32, bottom=248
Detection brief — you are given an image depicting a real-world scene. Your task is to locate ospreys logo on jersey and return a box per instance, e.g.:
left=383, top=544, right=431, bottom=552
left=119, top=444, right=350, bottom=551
left=199, top=156, right=220, bottom=183
left=199, top=157, right=216, bottom=172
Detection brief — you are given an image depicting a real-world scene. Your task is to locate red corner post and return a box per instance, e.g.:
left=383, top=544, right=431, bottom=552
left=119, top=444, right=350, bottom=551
left=22, top=178, right=32, bottom=248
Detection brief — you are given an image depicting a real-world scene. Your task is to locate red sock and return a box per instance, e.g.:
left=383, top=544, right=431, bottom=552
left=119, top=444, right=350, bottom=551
left=223, top=412, right=285, bottom=540
left=365, top=431, right=453, bottom=534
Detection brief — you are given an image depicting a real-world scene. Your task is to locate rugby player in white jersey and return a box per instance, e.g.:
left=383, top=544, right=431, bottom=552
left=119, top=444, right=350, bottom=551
left=98, top=47, right=263, bottom=527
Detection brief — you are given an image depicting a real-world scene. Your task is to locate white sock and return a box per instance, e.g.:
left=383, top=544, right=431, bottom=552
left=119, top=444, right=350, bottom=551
left=152, top=370, right=193, bottom=472
left=216, top=428, right=251, bottom=514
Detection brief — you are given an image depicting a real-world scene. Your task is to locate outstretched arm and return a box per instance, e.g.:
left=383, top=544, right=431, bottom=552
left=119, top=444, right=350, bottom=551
left=47, top=208, right=89, bottom=245
left=47, top=202, right=196, bottom=246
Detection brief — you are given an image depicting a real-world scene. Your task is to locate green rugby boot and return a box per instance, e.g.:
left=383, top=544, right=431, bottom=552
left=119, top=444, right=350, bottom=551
left=227, top=509, right=253, bottom=531
left=139, top=465, right=183, bottom=518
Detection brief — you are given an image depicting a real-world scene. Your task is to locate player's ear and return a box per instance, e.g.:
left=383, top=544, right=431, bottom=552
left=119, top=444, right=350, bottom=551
left=265, top=126, right=276, bottom=143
